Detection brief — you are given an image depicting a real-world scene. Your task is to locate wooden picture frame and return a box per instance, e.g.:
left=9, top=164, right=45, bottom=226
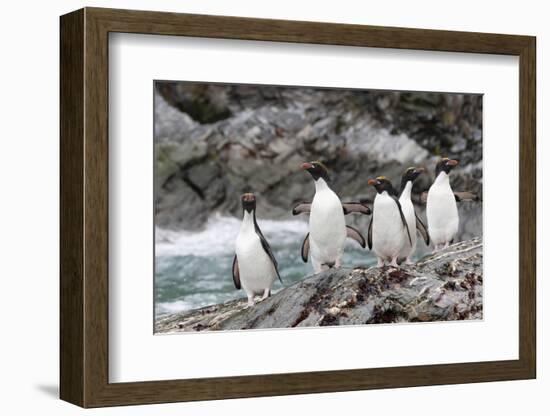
left=60, top=7, right=536, bottom=408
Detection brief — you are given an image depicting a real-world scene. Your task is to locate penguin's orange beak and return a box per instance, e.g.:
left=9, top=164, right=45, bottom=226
left=301, top=162, right=313, bottom=170
left=446, top=159, right=459, bottom=167
left=242, top=193, right=255, bottom=202
left=368, top=179, right=378, bottom=186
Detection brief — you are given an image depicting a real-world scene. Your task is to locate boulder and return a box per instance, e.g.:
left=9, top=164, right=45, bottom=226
left=155, top=237, right=483, bottom=333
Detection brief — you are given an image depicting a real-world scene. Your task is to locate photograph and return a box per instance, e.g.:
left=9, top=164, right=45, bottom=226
left=153, top=81, right=483, bottom=333
left=53, top=5, right=538, bottom=409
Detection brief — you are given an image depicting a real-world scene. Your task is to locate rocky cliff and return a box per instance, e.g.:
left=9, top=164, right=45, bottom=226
left=155, top=237, right=482, bottom=333
left=154, top=83, right=482, bottom=239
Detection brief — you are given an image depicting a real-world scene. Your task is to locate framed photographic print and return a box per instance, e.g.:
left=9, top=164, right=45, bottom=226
left=60, top=7, right=536, bottom=408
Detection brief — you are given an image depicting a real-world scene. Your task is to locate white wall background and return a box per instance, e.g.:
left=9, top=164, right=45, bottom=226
left=0, top=0, right=545, bottom=414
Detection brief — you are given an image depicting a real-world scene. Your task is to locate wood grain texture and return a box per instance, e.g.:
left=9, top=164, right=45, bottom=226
left=59, top=8, right=84, bottom=407
left=59, top=7, right=537, bottom=408
left=89, top=7, right=532, bottom=54
left=83, top=10, right=110, bottom=406
left=518, top=37, right=536, bottom=376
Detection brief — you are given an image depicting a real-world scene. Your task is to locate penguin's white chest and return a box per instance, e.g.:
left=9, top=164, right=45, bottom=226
left=426, top=175, right=459, bottom=245
left=309, top=187, right=346, bottom=263
left=398, top=194, right=417, bottom=258
left=372, top=192, right=407, bottom=260
left=235, top=224, right=277, bottom=295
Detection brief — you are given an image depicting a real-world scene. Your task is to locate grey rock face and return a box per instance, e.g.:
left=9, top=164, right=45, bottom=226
left=153, top=84, right=483, bottom=233
left=155, top=237, right=483, bottom=333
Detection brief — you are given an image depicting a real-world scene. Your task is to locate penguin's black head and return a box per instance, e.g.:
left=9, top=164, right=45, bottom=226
left=400, top=166, right=424, bottom=190
left=241, top=193, right=256, bottom=213
left=301, top=161, right=330, bottom=182
left=368, top=176, right=396, bottom=195
left=402, top=166, right=424, bottom=183
left=435, top=158, right=459, bottom=176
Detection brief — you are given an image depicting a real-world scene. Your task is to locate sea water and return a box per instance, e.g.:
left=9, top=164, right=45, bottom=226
left=155, top=214, right=377, bottom=318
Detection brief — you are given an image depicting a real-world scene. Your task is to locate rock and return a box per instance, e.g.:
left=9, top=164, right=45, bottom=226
left=154, top=84, right=483, bottom=231
left=156, top=82, right=232, bottom=124
left=155, top=237, right=483, bottom=333
left=154, top=90, right=196, bottom=141
left=451, top=136, right=468, bottom=153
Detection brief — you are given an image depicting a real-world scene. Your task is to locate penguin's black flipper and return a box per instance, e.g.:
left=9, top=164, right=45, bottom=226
left=232, top=255, right=241, bottom=290
left=367, top=216, right=373, bottom=250
left=292, top=202, right=311, bottom=215
left=346, top=225, right=366, bottom=248
left=415, top=212, right=430, bottom=245
left=301, top=233, right=310, bottom=263
left=342, top=202, right=372, bottom=215
left=391, top=195, right=413, bottom=247
left=454, top=191, right=478, bottom=202
left=253, top=216, right=283, bottom=283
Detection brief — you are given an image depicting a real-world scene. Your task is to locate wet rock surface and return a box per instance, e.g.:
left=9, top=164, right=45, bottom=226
left=155, top=237, right=483, bottom=333
left=154, top=84, right=483, bottom=235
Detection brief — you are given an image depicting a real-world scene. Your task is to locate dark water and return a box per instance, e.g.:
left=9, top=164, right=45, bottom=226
left=154, top=215, right=377, bottom=317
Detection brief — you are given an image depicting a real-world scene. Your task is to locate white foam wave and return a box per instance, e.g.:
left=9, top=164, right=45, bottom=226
left=156, top=293, right=235, bottom=316
left=156, top=300, right=194, bottom=316
left=155, top=214, right=309, bottom=257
